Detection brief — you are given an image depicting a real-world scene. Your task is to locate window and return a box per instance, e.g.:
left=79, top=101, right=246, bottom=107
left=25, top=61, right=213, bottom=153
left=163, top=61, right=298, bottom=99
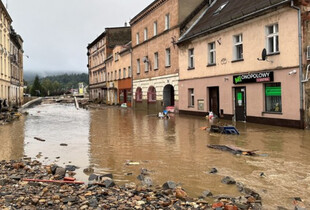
left=147, top=86, right=156, bottom=103
left=135, top=87, right=142, bottom=102
left=119, top=69, right=121, bottom=79
left=108, top=72, right=110, bottom=81
left=144, top=56, right=149, bottom=72
left=165, top=48, right=171, bottom=67
left=208, top=42, right=216, bottom=65
left=128, top=66, right=131, bottom=77
left=137, top=59, right=140, bottom=74
left=188, top=48, right=194, bottom=69
left=233, top=34, right=243, bottom=60
left=165, top=14, right=170, bottom=30
left=153, top=21, right=158, bottom=36
left=115, top=70, right=117, bottom=80
left=265, top=83, right=282, bottom=113
left=123, top=68, right=126, bottom=78
left=144, top=28, right=148, bottom=41
left=188, top=89, right=194, bottom=107
left=136, top=33, right=140, bottom=44
left=154, top=52, right=159, bottom=70
left=115, top=53, right=119, bottom=61
left=266, top=24, right=279, bottom=54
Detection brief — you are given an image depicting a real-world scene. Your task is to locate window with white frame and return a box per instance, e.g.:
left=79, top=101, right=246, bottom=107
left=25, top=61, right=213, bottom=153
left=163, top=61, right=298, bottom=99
left=153, top=21, right=158, bottom=36
left=188, top=88, right=194, bottom=107
left=123, top=68, right=126, bottom=78
left=165, top=13, right=170, bottom=30
left=128, top=66, right=131, bottom=77
left=266, top=23, right=279, bottom=54
left=233, top=34, right=243, bottom=60
left=137, top=59, right=140, bottom=74
left=144, top=28, right=148, bottom=41
left=136, top=33, right=140, bottom=45
left=208, top=42, right=216, bottom=65
left=144, top=56, right=149, bottom=72
left=188, top=48, right=194, bottom=69
left=165, top=48, right=171, bottom=67
left=154, top=52, right=159, bottom=70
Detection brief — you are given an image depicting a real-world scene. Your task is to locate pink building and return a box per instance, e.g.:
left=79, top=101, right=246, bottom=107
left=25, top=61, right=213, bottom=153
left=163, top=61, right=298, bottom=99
left=178, top=0, right=309, bottom=128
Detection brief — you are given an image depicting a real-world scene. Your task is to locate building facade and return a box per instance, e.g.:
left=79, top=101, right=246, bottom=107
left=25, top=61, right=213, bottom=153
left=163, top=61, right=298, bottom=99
left=130, top=0, right=207, bottom=113
left=0, top=1, right=12, bottom=106
left=105, top=43, right=132, bottom=106
left=178, top=0, right=309, bottom=128
left=87, top=27, right=131, bottom=103
left=10, top=26, right=24, bottom=106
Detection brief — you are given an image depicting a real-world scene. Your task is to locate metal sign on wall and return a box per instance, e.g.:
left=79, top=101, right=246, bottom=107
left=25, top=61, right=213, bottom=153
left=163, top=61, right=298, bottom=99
left=233, top=71, right=274, bottom=84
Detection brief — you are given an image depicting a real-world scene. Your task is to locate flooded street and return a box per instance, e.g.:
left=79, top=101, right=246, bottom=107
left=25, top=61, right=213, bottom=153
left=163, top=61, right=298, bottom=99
left=1, top=102, right=310, bottom=208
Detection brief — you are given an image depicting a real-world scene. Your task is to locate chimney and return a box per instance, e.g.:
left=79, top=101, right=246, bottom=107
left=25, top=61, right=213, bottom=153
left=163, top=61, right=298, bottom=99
left=124, top=22, right=128, bottom=27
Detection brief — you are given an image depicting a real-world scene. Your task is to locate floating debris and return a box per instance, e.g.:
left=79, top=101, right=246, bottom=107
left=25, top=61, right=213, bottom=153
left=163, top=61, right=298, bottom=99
left=207, top=144, right=257, bottom=156
left=34, top=137, right=46, bottom=142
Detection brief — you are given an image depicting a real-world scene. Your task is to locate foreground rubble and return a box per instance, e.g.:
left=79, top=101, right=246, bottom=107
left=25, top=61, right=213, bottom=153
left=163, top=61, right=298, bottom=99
left=0, top=159, right=265, bottom=209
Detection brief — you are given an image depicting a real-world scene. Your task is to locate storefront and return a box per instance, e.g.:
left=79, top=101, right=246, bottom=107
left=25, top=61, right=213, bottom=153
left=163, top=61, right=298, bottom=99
left=178, top=68, right=302, bottom=128
left=118, top=78, right=132, bottom=107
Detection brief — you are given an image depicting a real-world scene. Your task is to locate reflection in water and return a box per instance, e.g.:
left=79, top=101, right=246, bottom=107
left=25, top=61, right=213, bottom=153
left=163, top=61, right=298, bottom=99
left=1, top=103, right=310, bottom=208
left=23, top=103, right=90, bottom=182
left=0, top=116, right=24, bottom=160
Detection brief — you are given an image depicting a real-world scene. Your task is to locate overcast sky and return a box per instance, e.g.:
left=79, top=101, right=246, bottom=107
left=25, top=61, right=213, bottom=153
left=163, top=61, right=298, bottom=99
left=7, top=0, right=153, bottom=75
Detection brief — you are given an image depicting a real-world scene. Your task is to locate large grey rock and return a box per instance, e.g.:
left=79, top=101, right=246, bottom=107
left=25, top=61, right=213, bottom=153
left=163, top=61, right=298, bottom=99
left=55, top=167, right=66, bottom=179
left=221, top=176, right=236, bottom=185
left=142, top=176, right=153, bottom=187
left=201, top=190, right=213, bottom=197
left=162, top=181, right=176, bottom=190
left=101, top=177, right=115, bottom=188
left=88, top=174, right=98, bottom=181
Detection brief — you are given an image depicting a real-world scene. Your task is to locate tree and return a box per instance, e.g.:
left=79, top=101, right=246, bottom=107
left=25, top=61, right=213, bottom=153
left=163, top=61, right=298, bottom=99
left=30, top=75, right=42, bottom=96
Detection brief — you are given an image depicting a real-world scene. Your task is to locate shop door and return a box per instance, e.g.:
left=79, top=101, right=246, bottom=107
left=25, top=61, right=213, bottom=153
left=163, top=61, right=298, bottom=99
left=234, top=87, right=246, bottom=121
left=209, top=87, right=219, bottom=117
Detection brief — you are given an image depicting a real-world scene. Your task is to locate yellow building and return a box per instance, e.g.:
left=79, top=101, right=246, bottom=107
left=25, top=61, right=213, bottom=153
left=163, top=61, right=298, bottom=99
left=0, top=1, right=12, bottom=106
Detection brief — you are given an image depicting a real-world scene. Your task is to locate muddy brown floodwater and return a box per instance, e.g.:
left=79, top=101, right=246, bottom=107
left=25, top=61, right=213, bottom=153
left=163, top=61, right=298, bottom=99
left=0, top=102, right=310, bottom=208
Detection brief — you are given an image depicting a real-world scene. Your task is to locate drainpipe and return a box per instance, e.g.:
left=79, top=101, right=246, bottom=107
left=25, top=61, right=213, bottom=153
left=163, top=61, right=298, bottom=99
left=291, top=0, right=304, bottom=128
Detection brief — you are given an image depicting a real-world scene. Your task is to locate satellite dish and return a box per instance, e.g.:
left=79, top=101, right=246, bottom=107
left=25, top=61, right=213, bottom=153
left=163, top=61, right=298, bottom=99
left=257, top=48, right=269, bottom=61
left=262, top=48, right=267, bottom=60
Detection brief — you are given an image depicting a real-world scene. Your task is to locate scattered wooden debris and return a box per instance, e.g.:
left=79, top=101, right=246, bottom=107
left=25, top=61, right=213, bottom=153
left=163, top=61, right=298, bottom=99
left=34, top=137, right=46, bottom=142
left=22, top=178, right=84, bottom=185
left=207, top=144, right=257, bottom=156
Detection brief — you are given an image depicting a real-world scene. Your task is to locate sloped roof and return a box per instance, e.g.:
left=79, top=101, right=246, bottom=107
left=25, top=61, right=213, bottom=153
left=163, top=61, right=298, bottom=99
left=179, top=0, right=290, bottom=43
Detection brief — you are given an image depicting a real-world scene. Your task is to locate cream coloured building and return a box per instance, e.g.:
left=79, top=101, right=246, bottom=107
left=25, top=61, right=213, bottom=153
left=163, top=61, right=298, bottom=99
left=0, top=1, right=12, bottom=106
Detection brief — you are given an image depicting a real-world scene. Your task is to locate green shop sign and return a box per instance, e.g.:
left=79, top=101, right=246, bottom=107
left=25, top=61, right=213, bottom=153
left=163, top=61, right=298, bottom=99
left=233, top=71, right=274, bottom=84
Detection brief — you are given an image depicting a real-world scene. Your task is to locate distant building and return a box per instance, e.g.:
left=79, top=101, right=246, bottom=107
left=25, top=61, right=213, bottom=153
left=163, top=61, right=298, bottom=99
left=0, top=1, right=13, bottom=106
left=105, top=42, right=132, bottom=106
left=10, top=26, right=24, bottom=106
left=87, top=27, right=131, bottom=103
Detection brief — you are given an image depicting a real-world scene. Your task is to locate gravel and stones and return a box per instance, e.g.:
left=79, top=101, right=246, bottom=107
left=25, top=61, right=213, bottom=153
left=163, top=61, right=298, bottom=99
left=0, top=159, right=265, bottom=209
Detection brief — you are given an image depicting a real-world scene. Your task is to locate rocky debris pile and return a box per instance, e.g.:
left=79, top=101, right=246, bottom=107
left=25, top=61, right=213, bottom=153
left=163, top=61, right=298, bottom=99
left=0, top=159, right=268, bottom=209
left=0, top=111, right=22, bottom=125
